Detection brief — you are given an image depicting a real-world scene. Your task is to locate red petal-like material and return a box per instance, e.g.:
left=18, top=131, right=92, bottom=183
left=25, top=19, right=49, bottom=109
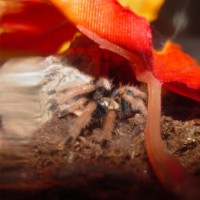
left=153, top=42, right=200, bottom=102
left=0, top=1, right=76, bottom=55
left=50, top=0, right=153, bottom=71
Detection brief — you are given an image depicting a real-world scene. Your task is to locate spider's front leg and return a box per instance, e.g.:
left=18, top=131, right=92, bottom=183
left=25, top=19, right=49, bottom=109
left=57, top=101, right=96, bottom=150
left=99, top=98, right=119, bottom=148
left=58, top=97, right=87, bottom=118
left=48, top=82, right=96, bottom=112
left=56, top=83, right=96, bottom=105
left=101, top=110, right=116, bottom=148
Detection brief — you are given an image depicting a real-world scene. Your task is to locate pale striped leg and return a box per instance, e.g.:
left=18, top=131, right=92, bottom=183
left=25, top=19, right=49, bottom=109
left=57, top=84, right=95, bottom=104
left=122, top=86, right=147, bottom=100
left=101, top=110, right=116, bottom=148
left=56, top=82, right=83, bottom=93
left=122, top=94, right=147, bottom=117
left=48, top=83, right=95, bottom=111
left=58, top=97, right=87, bottom=117
left=57, top=101, right=96, bottom=150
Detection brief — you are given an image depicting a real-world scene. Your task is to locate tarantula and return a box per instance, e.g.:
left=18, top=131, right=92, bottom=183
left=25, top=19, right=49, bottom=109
left=48, top=78, right=147, bottom=149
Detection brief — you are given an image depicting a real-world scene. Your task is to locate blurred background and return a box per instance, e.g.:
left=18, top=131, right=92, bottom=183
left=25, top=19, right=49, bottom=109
left=152, top=0, right=200, bottom=60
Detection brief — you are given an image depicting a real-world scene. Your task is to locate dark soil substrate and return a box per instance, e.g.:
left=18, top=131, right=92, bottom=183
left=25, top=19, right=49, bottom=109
left=0, top=90, right=200, bottom=200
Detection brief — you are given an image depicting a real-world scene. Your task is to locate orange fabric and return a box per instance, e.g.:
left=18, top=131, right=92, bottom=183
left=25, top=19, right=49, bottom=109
left=50, top=0, right=152, bottom=70
left=153, top=42, right=200, bottom=101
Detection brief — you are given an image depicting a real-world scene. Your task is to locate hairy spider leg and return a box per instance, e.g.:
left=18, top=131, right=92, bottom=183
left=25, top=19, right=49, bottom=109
left=95, top=78, right=112, bottom=91
left=58, top=97, right=88, bottom=117
left=101, top=110, right=116, bottom=148
left=57, top=84, right=96, bottom=104
left=56, top=81, right=85, bottom=92
left=49, top=83, right=95, bottom=110
left=57, top=101, right=96, bottom=150
left=122, top=86, right=147, bottom=100
left=122, top=93, right=147, bottom=117
left=48, top=82, right=81, bottom=96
